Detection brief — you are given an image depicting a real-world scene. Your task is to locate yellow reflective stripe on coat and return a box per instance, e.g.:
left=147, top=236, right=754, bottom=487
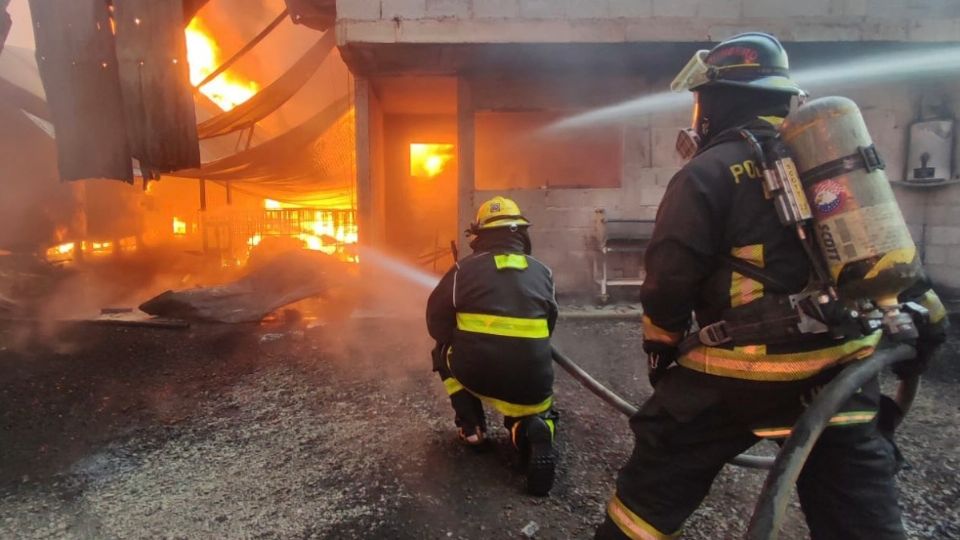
left=607, top=496, right=677, bottom=540
left=443, top=377, right=464, bottom=396
left=678, top=331, right=882, bottom=381
left=729, top=244, right=764, bottom=308
left=494, top=254, right=528, bottom=270
left=456, top=313, right=549, bottom=339
left=753, top=410, right=878, bottom=438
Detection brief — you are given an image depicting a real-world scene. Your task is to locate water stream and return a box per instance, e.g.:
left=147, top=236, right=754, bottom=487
left=358, top=247, right=441, bottom=291
left=549, top=45, right=960, bottom=132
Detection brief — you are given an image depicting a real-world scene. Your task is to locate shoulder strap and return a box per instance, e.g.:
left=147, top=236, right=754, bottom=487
left=720, top=254, right=793, bottom=292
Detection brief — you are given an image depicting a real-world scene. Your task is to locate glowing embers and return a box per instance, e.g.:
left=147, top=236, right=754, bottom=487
left=46, top=242, right=77, bottom=263
left=410, top=143, right=455, bottom=178
left=44, top=238, right=137, bottom=264
left=185, top=17, right=259, bottom=111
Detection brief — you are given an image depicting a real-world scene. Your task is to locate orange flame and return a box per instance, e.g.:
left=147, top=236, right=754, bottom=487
left=172, top=217, right=188, bottom=236
left=253, top=200, right=359, bottom=262
left=410, top=143, right=455, bottom=178
left=185, top=18, right=259, bottom=111
left=44, top=237, right=138, bottom=263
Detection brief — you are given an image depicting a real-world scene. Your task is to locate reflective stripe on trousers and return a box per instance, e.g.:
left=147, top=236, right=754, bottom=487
left=443, top=348, right=553, bottom=417
left=607, top=496, right=678, bottom=540
left=753, top=410, right=878, bottom=438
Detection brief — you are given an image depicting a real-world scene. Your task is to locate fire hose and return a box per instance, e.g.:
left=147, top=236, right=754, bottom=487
left=551, top=343, right=920, bottom=538
left=550, top=347, right=775, bottom=469
left=745, top=343, right=917, bottom=540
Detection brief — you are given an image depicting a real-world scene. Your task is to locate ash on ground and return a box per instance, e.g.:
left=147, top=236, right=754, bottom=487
left=0, top=317, right=957, bottom=539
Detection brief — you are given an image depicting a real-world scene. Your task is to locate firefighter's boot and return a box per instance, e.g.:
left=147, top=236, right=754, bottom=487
left=518, top=415, right=557, bottom=496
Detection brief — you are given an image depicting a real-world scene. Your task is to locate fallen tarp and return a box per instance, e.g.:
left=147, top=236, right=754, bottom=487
left=170, top=95, right=354, bottom=204
left=139, top=249, right=350, bottom=323
left=284, top=0, right=336, bottom=31
left=183, top=0, right=211, bottom=24
left=175, top=95, right=350, bottom=182
left=197, top=31, right=336, bottom=140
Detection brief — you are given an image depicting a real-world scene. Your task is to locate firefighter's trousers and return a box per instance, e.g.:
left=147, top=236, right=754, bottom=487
left=436, top=361, right=557, bottom=445
left=595, top=366, right=905, bottom=540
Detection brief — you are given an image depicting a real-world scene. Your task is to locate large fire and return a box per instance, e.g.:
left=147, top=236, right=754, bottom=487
left=39, top=22, right=362, bottom=268
left=255, top=200, right=359, bottom=262
left=185, top=18, right=259, bottom=111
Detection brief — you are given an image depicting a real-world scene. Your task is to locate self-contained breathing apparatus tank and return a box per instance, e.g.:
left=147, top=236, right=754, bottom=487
left=759, top=96, right=923, bottom=338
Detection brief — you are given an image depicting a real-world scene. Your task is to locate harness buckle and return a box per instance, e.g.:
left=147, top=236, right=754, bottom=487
left=858, top=144, right=885, bottom=172
left=699, top=322, right=732, bottom=346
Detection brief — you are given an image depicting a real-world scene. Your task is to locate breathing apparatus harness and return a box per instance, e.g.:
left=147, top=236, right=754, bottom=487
left=678, top=127, right=926, bottom=354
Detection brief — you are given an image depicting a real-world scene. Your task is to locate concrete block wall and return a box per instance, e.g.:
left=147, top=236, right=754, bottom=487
left=855, top=79, right=960, bottom=294
left=470, top=75, right=680, bottom=293
left=466, top=75, right=960, bottom=296
left=337, top=0, right=960, bottom=44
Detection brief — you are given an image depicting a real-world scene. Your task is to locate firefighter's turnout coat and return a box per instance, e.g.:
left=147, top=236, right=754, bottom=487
left=597, top=118, right=947, bottom=540
left=426, top=233, right=558, bottom=417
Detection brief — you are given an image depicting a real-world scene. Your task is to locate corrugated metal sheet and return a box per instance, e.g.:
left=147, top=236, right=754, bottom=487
left=28, top=0, right=133, bottom=182
left=114, top=0, right=201, bottom=174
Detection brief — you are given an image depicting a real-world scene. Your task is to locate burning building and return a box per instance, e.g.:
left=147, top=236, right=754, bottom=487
left=1, top=1, right=355, bottom=273
left=335, top=0, right=960, bottom=298
left=2, top=0, right=960, bottom=308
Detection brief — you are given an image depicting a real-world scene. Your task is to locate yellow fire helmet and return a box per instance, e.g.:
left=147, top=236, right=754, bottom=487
left=471, top=196, right=531, bottom=232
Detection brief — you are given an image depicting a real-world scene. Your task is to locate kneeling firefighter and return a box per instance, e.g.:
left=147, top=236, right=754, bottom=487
left=426, top=196, right=560, bottom=496
left=596, top=33, right=947, bottom=539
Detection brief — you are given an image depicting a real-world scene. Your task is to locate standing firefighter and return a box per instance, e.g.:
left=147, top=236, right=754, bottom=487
left=596, top=33, right=948, bottom=539
left=426, top=196, right=560, bottom=496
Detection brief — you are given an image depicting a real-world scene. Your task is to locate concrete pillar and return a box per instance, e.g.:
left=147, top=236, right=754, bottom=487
left=355, top=76, right=374, bottom=246
left=456, top=77, right=475, bottom=256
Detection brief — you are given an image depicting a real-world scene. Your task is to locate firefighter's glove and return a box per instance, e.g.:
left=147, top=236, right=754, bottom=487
left=894, top=304, right=947, bottom=380
left=892, top=325, right=946, bottom=379
left=643, top=340, right=678, bottom=388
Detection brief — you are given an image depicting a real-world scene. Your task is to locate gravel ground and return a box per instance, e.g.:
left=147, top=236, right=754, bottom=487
left=0, top=315, right=957, bottom=539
